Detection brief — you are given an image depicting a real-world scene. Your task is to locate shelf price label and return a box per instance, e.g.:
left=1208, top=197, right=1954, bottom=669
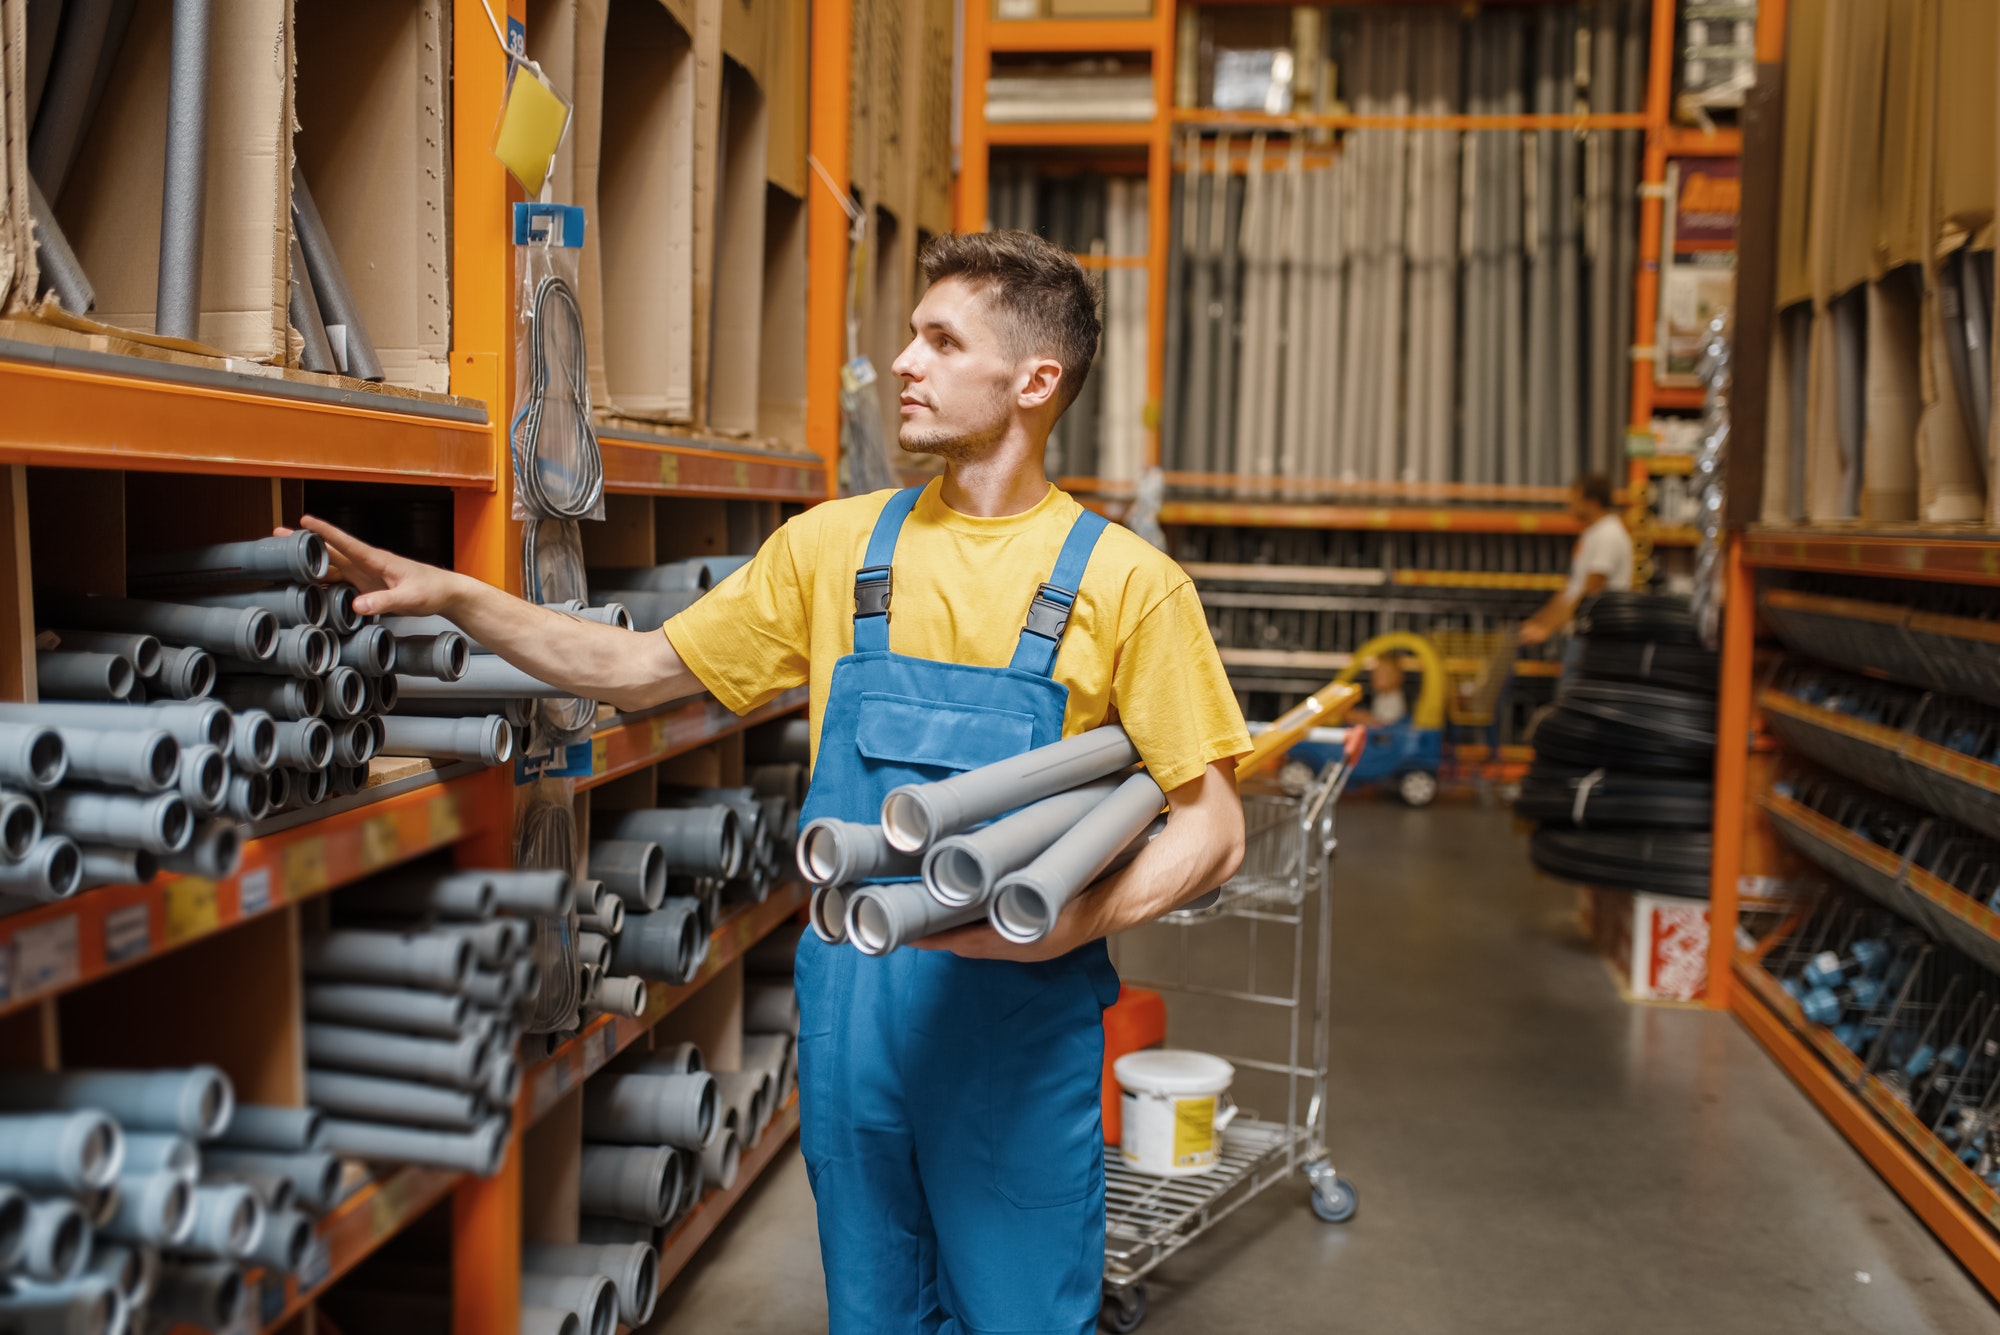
left=163, top=880, right=219, bottom=946
left=657, top=454, right=680, bottom=487
left=428, top=791, right=464, bottom=845
left=733, top=461, right=751, bottom=491
left=360, top=816, right=400, bottom=871
left=283, top=838, right=330, bottom=898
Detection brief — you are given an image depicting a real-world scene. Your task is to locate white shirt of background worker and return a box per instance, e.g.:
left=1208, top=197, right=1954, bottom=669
left=1518, top=473, right=1633, bottom=647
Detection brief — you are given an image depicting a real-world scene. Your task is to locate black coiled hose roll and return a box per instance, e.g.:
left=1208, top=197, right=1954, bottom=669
left=1554, top=681, right=1717, bottom=744
left=1573, top=592, right=1704, bottom=646
left=1514, top=765, right=1714, bottom=827
left=1530, top=827, right=1713, bottom=897
left=1572, top=640, right=1720, bottom=695
left=1530, top=707, right=1715, bottom=776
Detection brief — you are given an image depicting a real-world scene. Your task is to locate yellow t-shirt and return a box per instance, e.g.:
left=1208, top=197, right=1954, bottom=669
left=664, top=481, right=1250, bottom=794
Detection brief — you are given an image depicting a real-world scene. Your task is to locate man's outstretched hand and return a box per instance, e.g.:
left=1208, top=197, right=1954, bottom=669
left=277, top=517, right=467, bottom=620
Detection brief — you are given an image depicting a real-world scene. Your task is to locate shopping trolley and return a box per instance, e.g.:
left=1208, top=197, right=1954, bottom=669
left=1097, top=726, right=1365, bottom=1332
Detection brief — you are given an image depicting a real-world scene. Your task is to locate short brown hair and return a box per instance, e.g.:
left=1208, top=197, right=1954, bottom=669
left=918, top=230, right=1101, bottom=414
left=1574, top=473, right=1615, bottom=508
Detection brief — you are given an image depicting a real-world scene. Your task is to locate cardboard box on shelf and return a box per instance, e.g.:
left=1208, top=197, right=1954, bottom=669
left=707, top=61, right=768, bottom=438
left=758, top=187, right=807, bottom=450
left=912, top=0, right=953, bottom=237
left=762, top=0, right=807, bottom=198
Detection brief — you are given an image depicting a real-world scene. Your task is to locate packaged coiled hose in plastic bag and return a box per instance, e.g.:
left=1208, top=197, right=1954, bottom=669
left=512, top=204, right=604, bottom=523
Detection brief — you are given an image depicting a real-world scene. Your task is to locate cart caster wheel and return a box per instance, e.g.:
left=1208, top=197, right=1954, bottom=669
left=1100, top=1285, right=1147, bottom=1333
left=1397, top=770, right=1438, bottom=807
left=1311, top=1177, right=1359, bottom=1223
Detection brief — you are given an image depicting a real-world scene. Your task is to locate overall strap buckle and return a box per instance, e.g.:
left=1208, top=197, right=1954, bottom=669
left=1021, top=583, right=1076, bottom=642
left=854, top=566, right=893, bottom=619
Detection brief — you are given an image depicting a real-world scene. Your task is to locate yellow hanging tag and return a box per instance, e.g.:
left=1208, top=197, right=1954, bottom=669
left=494, top=62, right=572, bottom=198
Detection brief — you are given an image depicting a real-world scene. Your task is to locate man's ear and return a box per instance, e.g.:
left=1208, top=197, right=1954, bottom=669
left=1018, top=357, right=1064, bottom=410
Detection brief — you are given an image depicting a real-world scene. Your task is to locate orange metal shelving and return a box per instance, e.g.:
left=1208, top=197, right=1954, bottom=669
left=989, top=17, right=1157, bottom=51
left=598, top=431, right=827, bottom=500
left=579, top=689, right=808, bottom=791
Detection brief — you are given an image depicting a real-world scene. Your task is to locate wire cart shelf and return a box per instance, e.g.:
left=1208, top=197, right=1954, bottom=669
left=1099, top=730, right=1364, bottom=1332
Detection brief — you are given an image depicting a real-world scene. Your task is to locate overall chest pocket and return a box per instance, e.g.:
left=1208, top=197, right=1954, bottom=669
left=852, top=692, right=1036, bottom=774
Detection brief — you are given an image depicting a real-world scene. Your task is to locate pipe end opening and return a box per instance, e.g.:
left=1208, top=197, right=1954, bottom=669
left=246, top=611, right=279, bottom=661
left=192, top=749, right=226, bottom=804
left=880, top=792, right=930, bottom=854
left=146, top=736, right=180, bottom=789
left=801, top=825, right=842, bottom=885
left=106, top=656, right=136, bottom=699
left=300, top=532, right=330, bottom=581
left=28, top=729, right=65, bottom=788
left=993, top=884, right=1052, bottom=944
left=809, top=886, right=847, bottom=943
left=45, top=840, right=83, bottom=898
left=302, top=584, right=328, bottom=627
left=850, top=897, right=893, bottom=955
left=0, top=801, right=38, bottom=861
left=930, top=846, right=985, bottom=905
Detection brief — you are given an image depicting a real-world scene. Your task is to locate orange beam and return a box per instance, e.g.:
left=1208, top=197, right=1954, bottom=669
left=1743, top=529, right=2000, bottom=585
left=986, top=121, right=1156, bottom=147
left=1157, top=501, right=1582, bottom=534
left=1662, top=125, right=1743, bottom=157
left=597, top=435, right=826, bottom=500
left=1705, top=538, right=1755, bottom=1009
left=807, top=0, right=852, bottom=490
left=1174, top=109, right=1653, bottom=132
left=988, top=18, right=1156, bottom=51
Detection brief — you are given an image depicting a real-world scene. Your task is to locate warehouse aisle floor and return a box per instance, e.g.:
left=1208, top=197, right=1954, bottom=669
left=650, top=803, right=2000, bottom=1334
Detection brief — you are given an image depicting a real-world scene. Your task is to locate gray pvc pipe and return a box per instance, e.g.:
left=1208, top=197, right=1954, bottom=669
left=216, top=1105, right=325, bottom=1154
left=213, top=675, right=320, bottom=720
left=28, top=172, right=95, bottom=313
left=248, top=1207, right=313, bottom=1274
left=461, top=968, right=510, bottom=1009
left=700, top=1123, right=741, bottom=1193
left=216, top=625, right=332, bottom=679
left=330, top=718, right=376, bottom=767
left=601, top=807, right=740, bottom=879
left=577, top=899, right=624, bottom=938
left=648, top=1041, right=704, bottom=1076
left=181, top=585, right=326, bottom=629
left=305, top=1023, right=488, bottom=1091
left=742, top=982, right=797, bottom=1037
left=521, top=1273, right=617, bottom=1335
left=485, top=1054, right=522, bottom=1108
left=149, top=1260, right=241, bottom=1330
left=922, top=780, right=1119, bottom=907
left=338, top=626, right=395, bottom=676
left=0, top=790, right=44, bottom=859
left=378, top=714, right=512, bottom=765
left=579, top=1144, right=679, bottom=1225
left=35, top=650, right=132, bottom=701
left=434, top=918, right=528, bottom=967
left=341, top=871, right=495, bottom=921
left=0, top=836, right=83, bottom=902
left=159, top=818, right=240, bottom=879
left=0, top=700, right=207, bottom=748
left=272, top=718, right=332, bottom=771
left=796, top=818, right=915, bottom=888
left=594, top=589, right=703, bottom=629
left=45, top=789, right=192, bottom=855
left=126, top=533, right=325, bottom=590
left=0, top=1110, right=123, bottom=1191
left=370, top=675, right=398, bottom=714
left=585, top=560, right=712, bottom=593
left=0, top=1065, right=233, bottom=1138
left=583, top=1072, right=715, bottom=1151
left=590, top=840, right=666, bottom=911
left=0, top=1277, right=118, bottom=1334
left=154, top=0, right=210, bottom=340
left=489, top=869, right=570, bottom=916
left=322, top=666, right=366, bottom=720
left=388, top=632, right=470, bottom=682
left=325, top=583, right=361, bottom=635
left=289, top=229, right=338, bottom=374
left=569, top=604, right=633, bottom=630
left=182, top=1182, right=261, bottom=1260
left=322, top=1116, right=508, bottom=1175
left=591, top=975, right=648, bottom=1020
left=224, top=768, right=271, bottom=822
left=77, top=845, right=157, bottom=891
left=844, top=881, right=986, bottom=955
left=175, top=743, right=225, bottom=811
left=100, top=1172, right=195, bottom=1246
left=328, top=762, right=369, bottom=798
left=197, top=1148, right=339, bottom=1212
left=607, top=899, right=701, bottom=985
left=711, top=1070, right=770, bottom=1145
left=880, top=726, right=1138, bottom=854
left=292, top=167, right=384, bottom=383
left=0, top=1186, right=31, bottom=1273
left=144, top=645, right=215, bottom=699
left=577, top=931, right=611, bottom=972
left=303, top=928, right=472, bottom=991
left=523, top=1307, right=585, bottom=1335
left=306, top=982, right=469, bottom=1037
left=18, top=1198, right=88, bottom=1283
left=393, top=657, right=568, bottom=699
left=305, top=1069, right=484, bottom=1132
left=990, top=773, right=1165, bottom=944
left=0, top=724, right=66, bottom=791
left=524, top=1242, right=659, bottom=1328
left=45, top=724, right=179, bottom=792
left=82, top=1241, right=153, bottom=1308
left=119, top=1132, right=196, bottom=1180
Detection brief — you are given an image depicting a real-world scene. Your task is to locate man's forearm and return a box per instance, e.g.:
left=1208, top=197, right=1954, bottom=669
left=439, top=575, right=700, bottom=712
left=1063, top=772, right=1245, bottom=945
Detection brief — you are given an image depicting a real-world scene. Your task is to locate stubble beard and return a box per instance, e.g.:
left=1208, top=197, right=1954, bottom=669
left=897, top=384, right=1012, bottom=463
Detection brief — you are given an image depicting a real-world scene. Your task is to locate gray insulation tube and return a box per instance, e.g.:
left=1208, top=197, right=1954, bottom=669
left=607, top=899, right=701, bottom=985
left=0, top=1111, right=123, bottom=1191
left=991, top=773, right=1166, bottom=944
left=289, top=230, right=338, bottom=374
left=394, top=657, right=567, bottom=699
left=35, top=650, right=132, bottom=701
left=154, top=0, right=210, bottom=341
left=292, top=167, right=385, bottom=383
left=249, top=1208, right=314, bottom=1273
left=0, top=1277, right=118, bottom=1333
left=122, top=1133, right=197, bottom=1179
left=0, top=790, right=45, bottom=859
left=196, top=1148, right=340, bottom=1212
left=388, top=632, right=470, bottom=682
left=0, top=837, right=83, bottom=903
left=589, top=840, right=666, bottom=911
left=18, top=1198, right=88, bottom=1283
left=77, top=845, right=157, bottom=891
left=846, top=881, right=986, bottom=955
left=0, top=724, right=66, bottom=790
left=922, top=780, right=1119, bottom=907
left=217, top=624, right=332, bottom=678
left=582, top=1072, right=715, bottom=1150
left=701, top=1124, right=741, bottom=1193
left=159, top=818, right=240, bottom=880
left=100, top=1172, right=195, bottom=1246
left=182, top=585, right=326, bottom=629
left=600, top=807, right=740, bottom=879
left=216, top=1105, right=324, bottom=1154
left=523, top=1243, right=659, bottom=1328
left=144, top=645, right=216, bottom=700
left=881, top=726, right=1138, bottom=853
left=579, top=1145, right=679, bottom=1225
left=43, top=597, right=276, bottom=661
left=521, top=1273, right=617, bottom=1335
left=182, top=1182, right=261, bottom=1260
left=272, top=718, right=332, bottom=771
left=49, top=632, right=160, bottom=678
left=303, top=928, right=472, bottom=991
left=305, top=982, right=469, bottom=1037
left=0, top=1066, right=233, bottom=1138
left=378, top=715, right=513, bottom=765
left=46, top=789, right=191, bottom=854
left=523, top=1307, right=585, bottom=1335
left=321, top=1117, right=508, bottom=1175
left=305, top=1070, right=484, bottom=1132
left=807, top=883, right=848, bottom=943
left=47, top=725, right=179, bottom=792
left=176, top=743, right=226, bottom=811
left=149, top=1260, right=241, bottom=1330
left=304, top=1023, right=487, bottom=1090
left=795, top=818, right=915, bottom=887
left=28, top=0, right=125, bottom=201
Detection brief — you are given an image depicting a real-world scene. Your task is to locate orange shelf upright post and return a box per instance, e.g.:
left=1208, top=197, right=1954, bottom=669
left=1145, top=4, right=1175, bottom=470
left=1705, top=537, right=1755, bottom=1009
left=958, top=0, right=992, bottom=231
left=807, top=0, right=853, bottom=493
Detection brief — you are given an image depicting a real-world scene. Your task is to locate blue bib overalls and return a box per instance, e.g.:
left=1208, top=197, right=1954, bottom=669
left=793, top=486, right=1123, bottom=1335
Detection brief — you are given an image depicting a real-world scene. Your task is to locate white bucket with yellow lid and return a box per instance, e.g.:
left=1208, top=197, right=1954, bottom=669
left=1114, top=1050, right=1236, bottom=1175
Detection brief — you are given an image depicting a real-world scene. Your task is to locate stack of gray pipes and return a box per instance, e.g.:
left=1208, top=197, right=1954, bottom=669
left=302, top=867, right=577, bottom=1175
left=0, top=1064, right=336, bottom=1334
left=798, top=726, right=1168, bottom=954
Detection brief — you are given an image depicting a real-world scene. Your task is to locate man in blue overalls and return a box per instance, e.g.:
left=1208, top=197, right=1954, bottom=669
left=298, top=230, right=1252, bottom=1334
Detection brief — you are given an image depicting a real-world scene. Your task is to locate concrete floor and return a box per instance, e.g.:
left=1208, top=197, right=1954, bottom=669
left=650, top=803, right=2000, bottom=1334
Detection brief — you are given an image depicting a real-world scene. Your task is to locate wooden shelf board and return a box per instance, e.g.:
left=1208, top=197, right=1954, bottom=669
left=988, top=17, right=1158, bottom=51
left=0, top=769, right=494, bottom=1019
left=1743, top=527, right=2000, bottom=586
left=0, top=340, right=493, bottom=485
left=656, top=1094, right=802, bottom=1294
left=521, top=882, right=808, bottom=1124
left=1732, top=959, right=2000, bottom=1299
left=580, top=689, right=808, bottom=791
left=597, top=430, right=828, bottom=501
